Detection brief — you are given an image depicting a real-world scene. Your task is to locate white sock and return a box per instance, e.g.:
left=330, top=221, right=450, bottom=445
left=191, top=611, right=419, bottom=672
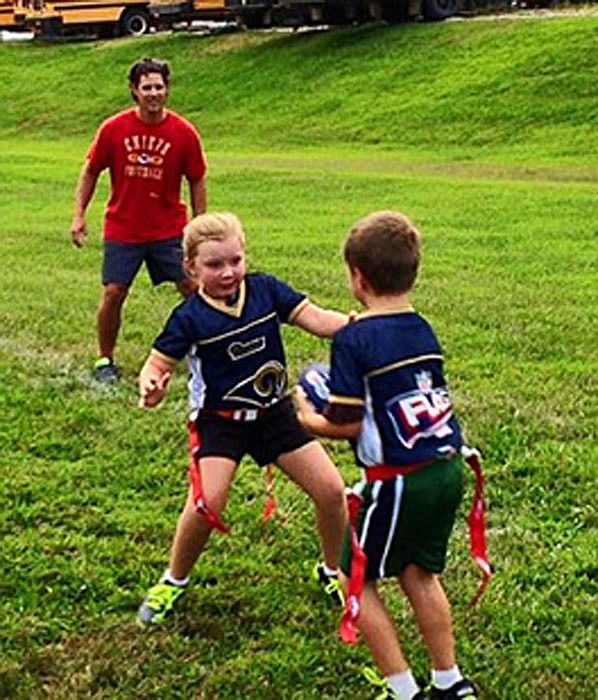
left=387, top=670, right=420, bottom=700
left=432, top=666, right=462, bottom=689
left=322, top=564, right=338, bottom=577
left=161, top=569, right=189, bottom=588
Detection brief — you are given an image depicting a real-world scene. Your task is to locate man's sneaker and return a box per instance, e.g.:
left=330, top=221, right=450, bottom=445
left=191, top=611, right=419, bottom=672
left=312, top=562, right=344, bottom=605
left=429, top=679, right=478, bottom=699
left=137, top=581, right=186, bottom=626
left=93, top=357, right=120, bottom=383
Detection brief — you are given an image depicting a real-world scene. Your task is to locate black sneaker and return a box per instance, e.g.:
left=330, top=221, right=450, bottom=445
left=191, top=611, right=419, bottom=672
left=312, top=562, right=344, bottom=605
left=429, top=679, right=478, bottom=699
left=93, top=358, right=120, bottom=383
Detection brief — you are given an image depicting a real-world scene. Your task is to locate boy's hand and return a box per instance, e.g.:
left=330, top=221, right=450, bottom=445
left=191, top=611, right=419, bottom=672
left=138, top=373, right=171, bottom=408
left=295, top=386, right=317, bottom=426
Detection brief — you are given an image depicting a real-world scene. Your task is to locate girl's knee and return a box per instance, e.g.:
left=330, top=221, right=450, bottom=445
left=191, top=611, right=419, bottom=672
left=314, top=474, right=346, bottom=511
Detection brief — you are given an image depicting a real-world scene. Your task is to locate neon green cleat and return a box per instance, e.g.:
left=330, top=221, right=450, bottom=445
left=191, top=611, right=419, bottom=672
left=312, top=562, right=344, bottom=606
left=137, top=581, right=186, bottom=626
left=364, top=668, right=429, bottom=700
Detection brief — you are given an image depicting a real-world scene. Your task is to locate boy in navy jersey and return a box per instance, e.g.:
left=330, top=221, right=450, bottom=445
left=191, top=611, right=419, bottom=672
left=137, top=212, right=347, bottom=625
left=297, top=211, right=477, bottom=700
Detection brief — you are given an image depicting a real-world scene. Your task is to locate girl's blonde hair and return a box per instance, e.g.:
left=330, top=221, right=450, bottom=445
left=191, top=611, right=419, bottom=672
left=183, top=212, right=246, bottom=260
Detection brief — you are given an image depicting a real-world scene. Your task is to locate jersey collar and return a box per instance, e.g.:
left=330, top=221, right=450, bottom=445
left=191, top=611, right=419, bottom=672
left=197, top=279, right=246, bottom=318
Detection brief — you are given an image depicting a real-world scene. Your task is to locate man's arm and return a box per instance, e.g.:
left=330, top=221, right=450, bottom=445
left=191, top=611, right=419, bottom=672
left=188, top=176, right=207, bottom=216
left=70, top=162, right=99, bottom=248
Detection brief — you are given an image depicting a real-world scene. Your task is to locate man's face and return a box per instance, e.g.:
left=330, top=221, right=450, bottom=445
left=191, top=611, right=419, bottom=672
left=131, top=72, right=169, bottom=116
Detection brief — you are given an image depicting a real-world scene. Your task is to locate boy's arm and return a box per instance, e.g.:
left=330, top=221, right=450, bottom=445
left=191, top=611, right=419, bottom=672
left=296, top=388, right=361, bottom=440
left=292, top=302, right=349, bottom=338
left=138, top=350, right=178, bottom=408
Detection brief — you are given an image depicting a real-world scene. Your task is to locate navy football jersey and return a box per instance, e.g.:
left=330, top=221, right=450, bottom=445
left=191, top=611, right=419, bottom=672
left=153, top=272, right=307, bottom=412
left=326, top=311, right=463, bottom=467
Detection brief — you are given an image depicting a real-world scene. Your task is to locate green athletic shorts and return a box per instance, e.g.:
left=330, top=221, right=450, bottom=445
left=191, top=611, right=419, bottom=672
left=340, top=457, right=464, bottom=580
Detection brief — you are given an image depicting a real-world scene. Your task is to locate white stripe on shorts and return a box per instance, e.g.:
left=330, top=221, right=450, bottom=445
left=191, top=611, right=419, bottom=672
left=359, top=481, right=381, bottom=551
left=379, top=477, right=404, bottom=577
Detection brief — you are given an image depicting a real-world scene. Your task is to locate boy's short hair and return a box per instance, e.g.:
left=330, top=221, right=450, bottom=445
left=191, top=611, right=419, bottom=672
left=344, top=211, right=421, bottom=295
left=183, top=212, right=246, bottom=260
left=128, top=57, right=170, bottom=89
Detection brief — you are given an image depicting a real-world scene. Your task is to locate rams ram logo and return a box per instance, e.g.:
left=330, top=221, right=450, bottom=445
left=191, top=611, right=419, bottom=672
left=223, top=361, right=287, bottom=407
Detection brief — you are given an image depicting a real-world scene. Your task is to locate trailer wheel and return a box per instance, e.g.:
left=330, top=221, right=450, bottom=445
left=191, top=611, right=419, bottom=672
left=421, top=0, right=457, bottom=20
left=119, top=8, right=151, bottom=36
left=370, top=0, right=409, bottom=22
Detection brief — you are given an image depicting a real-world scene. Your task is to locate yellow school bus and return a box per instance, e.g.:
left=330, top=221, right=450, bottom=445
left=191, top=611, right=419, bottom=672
left=0, top=0, right=19, bottom=26
left=2, top=0, right=232, bottom=37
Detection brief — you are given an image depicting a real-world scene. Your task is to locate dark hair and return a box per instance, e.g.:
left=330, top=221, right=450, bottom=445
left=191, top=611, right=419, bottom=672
left=343, top=211, right=421, bottom=295
left=128, top=57, right=170, bottom=88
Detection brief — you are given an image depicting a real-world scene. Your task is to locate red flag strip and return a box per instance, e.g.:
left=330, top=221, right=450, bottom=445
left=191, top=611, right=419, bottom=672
left=339, top=448, right=493, bottom=644
left=339, top=490, right=367, bottom=645
left=462, top=447, right=493, bottom=606
left=187, top=420, right=230, bottom=534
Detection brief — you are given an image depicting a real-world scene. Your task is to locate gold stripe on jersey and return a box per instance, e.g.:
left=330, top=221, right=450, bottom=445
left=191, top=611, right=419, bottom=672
left=288, top=298, right=310, bottom=324
left=366, top=353, right=443, bottom=379
left=353, top=306, right=414, bottom=321
left=198, top=280, right=247, bottom=319
left=328, top=393, right=364, bottom=406
left=195, top=311, right=278, bottom=346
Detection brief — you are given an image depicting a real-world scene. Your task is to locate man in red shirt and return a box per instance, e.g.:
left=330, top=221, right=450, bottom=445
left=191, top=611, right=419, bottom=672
left=70, top=57, right=208, bottom=383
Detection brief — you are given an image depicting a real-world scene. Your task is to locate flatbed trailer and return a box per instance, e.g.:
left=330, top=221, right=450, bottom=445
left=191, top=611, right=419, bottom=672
left=226, top=0, right=459, bottom=28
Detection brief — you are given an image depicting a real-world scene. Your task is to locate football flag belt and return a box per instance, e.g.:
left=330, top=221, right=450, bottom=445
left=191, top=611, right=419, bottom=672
left=200, top=407, right=266, bottom=422
left=339, top=446, right=494, bottom=645
left=187, top=417, right=277, bottom=534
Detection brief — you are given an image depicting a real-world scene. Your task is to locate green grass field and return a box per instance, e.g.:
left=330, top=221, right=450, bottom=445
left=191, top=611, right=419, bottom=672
left=0, top=15, right=596, bottom=699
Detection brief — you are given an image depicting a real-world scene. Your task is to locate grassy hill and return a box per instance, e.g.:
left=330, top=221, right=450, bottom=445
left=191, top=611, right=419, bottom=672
left=0, top=15, right=596, bottom=700
left=0, top=16, right=596, bottom=164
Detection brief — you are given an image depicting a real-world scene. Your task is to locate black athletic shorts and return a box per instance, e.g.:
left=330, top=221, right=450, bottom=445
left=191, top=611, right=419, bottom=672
left=194, top=396, right=313, bottom=466
left=102, top=237, right=186, bottom=286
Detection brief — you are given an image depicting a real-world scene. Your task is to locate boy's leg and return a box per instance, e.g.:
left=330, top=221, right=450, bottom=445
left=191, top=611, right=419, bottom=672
left=399, top=564, right=455, bottom=671
left=353, top=578, right=410, bottom=676
left=276, top=441, right=346, bottom=570
left=169, top=456, right=238, bottom=580
left=350, top=576, right=424, bottom=699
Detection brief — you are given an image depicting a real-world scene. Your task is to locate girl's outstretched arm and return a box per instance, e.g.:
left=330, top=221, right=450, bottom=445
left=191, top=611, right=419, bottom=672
left=293, top=302, right=349, bottom=338
left=138, top=351, right=177, bottom=408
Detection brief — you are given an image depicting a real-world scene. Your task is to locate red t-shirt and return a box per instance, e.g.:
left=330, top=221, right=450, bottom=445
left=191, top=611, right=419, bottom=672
left=87, top=109, right=207, bottom=243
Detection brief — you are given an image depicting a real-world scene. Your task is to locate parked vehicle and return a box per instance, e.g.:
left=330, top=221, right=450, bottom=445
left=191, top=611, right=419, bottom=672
left=0, top=0, right=19, bottom=27
left=0, top=0, right=458, bottom=37
left=0, top=0, right=232, bottom=37
left=227, top=0, right=459, bottom=28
